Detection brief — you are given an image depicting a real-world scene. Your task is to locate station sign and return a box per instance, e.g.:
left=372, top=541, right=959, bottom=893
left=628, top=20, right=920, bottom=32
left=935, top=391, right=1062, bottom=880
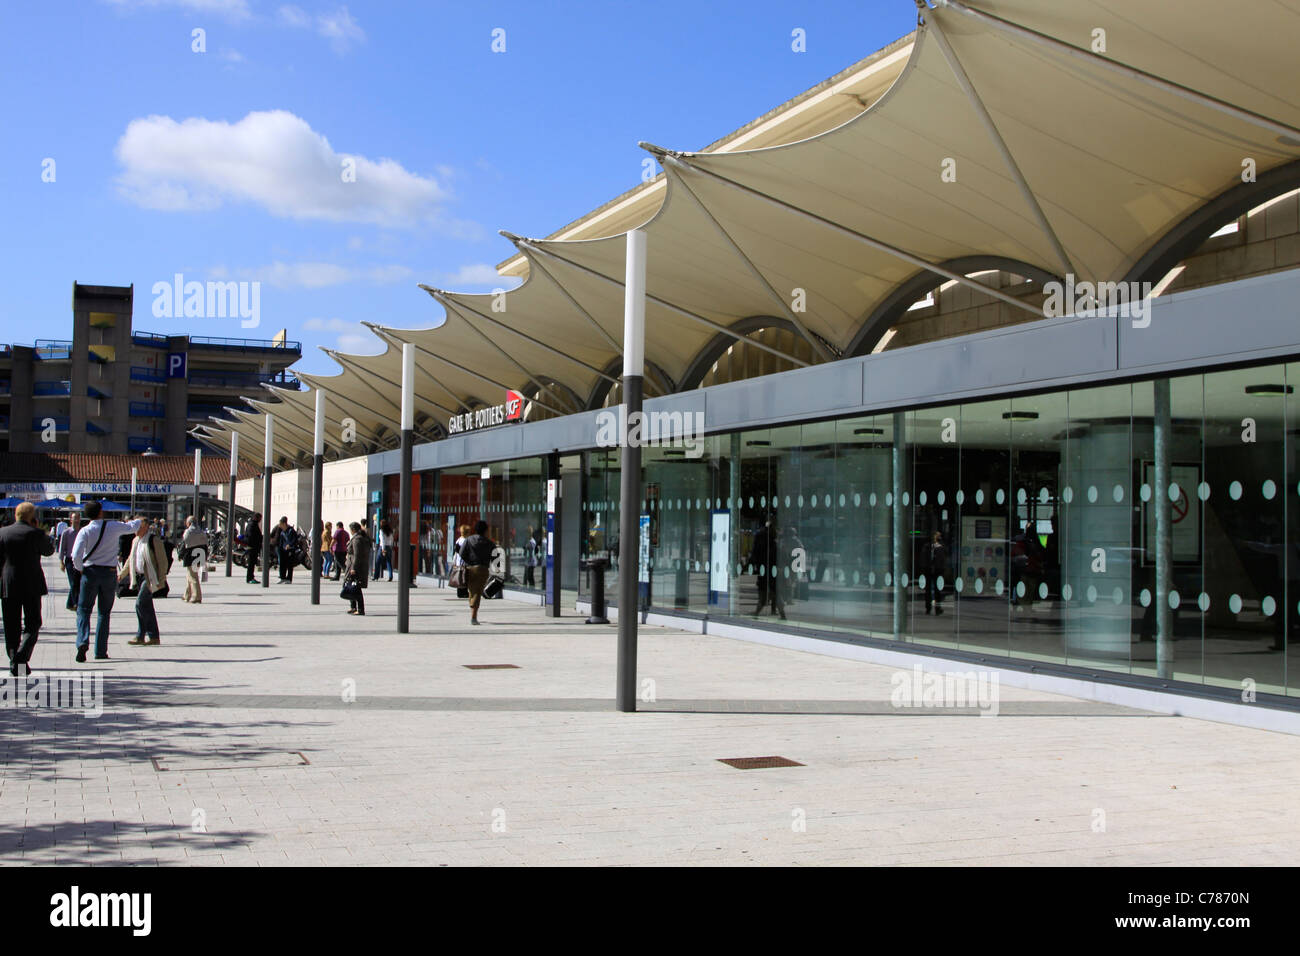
left=447, top=389, right=525, bottom=435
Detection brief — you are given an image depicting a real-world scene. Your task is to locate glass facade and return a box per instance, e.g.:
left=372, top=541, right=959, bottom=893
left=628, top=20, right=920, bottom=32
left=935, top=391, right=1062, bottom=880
left=569, top=362, right=1298, bottom=698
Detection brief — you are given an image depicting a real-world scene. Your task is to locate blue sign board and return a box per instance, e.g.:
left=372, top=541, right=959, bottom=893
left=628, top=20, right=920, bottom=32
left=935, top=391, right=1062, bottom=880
left=167, top=352, right=188, bottom=379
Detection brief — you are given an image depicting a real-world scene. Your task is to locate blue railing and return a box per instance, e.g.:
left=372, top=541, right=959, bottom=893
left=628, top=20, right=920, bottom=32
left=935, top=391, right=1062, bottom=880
left=127, top=436, right=157, bottom=453
left=33, top=380, right=72, bottom=397
left=188, top=369, right=302, bottom=390
left=32, top=416, right=69, bottom=431
left=130, top=365, right=166, bottom=383
left=190, top=335, right=301, bottom=353
left=131, top=332, right=169, bottom=348
left=34, top=340, right=72, bottom=360
left=129, top=402, right=166, bottom=418
left=0, top=346, right=10, bottom=359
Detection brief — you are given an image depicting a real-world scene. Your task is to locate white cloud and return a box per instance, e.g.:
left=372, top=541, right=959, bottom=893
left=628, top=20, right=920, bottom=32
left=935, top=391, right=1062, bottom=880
left=218, top=260, right=414, bottom=289
left=104, top=0, right=251, bottom=21
left=218, top=47, right=244, bottom=62
left=279, top=4, right=364, bottom=53
left=334, top=333, right=378, bottom=354
left=439, top=264, right=521, bottom=289
left=116, top=110, right=447, bottom=228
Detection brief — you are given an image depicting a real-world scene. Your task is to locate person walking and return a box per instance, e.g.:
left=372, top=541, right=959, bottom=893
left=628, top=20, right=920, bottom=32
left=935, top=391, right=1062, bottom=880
left=180, top=515, right=209, bottom=604
left=70, top=501, right=144, bottom=662
left=458, top=520, right=496, bottom=625
left=523, top=524, right=539, bottom=588
left=747, top=513, right=786, bottom=620
left=57, top=511, right=82, bottom=611
left=274, top=517, right=298, bottom=583
left=433, top=523, right=446, bottom=576
left=374, top=520, right=394, bottom=582
left=0, top=501, right=55, bottom=676
left=343, top=521, right=370, bottom=615
left=924, top=530, right=947, bottom=616
left=321, top=521, right=334, bottom=578
left=244, top=514, right=263, bottom=584
left=123, top=519, right=168, bottom=646
left=331, top=520, right=349, bottom=580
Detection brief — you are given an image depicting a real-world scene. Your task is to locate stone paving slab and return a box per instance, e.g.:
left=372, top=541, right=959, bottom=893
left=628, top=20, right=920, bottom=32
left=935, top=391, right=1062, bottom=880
left=1, top=560, right=1298, bottom=865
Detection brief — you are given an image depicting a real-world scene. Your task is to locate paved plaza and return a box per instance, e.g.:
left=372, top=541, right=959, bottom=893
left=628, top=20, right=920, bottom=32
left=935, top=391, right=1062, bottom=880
left=1, top=559, right=1297, bottom=867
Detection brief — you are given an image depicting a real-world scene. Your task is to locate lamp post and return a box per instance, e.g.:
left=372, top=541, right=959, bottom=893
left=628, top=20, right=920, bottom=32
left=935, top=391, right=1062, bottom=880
left=397, top=344, right=414, bottom=633
left=262, top=416, right=273, bottom=590
left=226, top=432, right=237, bottom=577
left=310, top=389, right=325, bottom=605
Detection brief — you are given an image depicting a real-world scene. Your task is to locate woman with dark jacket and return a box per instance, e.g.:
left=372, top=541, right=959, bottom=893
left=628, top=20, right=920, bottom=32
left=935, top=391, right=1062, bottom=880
left=343, top=521, right=371, bottom=615
left=458, top=519, right=496, bottom=625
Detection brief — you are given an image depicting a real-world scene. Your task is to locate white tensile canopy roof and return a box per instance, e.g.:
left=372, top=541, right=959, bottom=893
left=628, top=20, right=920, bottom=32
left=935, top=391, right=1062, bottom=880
left=198, top=0, right=1300, bottom=468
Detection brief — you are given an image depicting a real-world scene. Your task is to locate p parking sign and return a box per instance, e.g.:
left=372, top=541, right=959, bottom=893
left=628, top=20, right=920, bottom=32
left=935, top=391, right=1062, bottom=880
left=167, top=352, right=188, bottom=379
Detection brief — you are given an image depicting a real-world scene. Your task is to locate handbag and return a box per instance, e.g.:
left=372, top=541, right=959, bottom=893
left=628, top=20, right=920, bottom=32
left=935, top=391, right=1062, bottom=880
left=456, top=586, right=470, bottom=598
left=340, top=576, right=361, bottom=600
left=483, top=575, right=504, bottom=600
left=447, top=565, right=467, bottom=589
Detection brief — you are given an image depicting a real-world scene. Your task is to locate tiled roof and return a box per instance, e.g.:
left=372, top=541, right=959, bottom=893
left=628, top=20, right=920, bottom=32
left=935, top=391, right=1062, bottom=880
left=0, top=452, right=259, bottom=483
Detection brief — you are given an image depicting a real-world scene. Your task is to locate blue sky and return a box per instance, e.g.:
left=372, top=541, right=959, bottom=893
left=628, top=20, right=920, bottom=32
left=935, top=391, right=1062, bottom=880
left=0, top=0, right=916, bottom=377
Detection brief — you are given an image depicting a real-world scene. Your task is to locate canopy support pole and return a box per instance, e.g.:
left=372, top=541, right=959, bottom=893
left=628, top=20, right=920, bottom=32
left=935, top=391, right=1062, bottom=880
left=661, top=156, right=836, bottom=361
left=925, top=7, right=1075, bottom=278
left=935, top=0, right=1300, bottom=144
left=529, top=242, right=813, bottom=368
left=642, top=143, right=1047, bottom=321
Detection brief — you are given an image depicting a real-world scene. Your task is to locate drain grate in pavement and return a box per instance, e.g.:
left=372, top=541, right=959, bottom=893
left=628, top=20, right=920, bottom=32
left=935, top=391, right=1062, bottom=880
left=151, top=752, right=311, bottom=772
left=462, top=664, right=520, bottom=670
left=718, top=756, right=804, bottom=770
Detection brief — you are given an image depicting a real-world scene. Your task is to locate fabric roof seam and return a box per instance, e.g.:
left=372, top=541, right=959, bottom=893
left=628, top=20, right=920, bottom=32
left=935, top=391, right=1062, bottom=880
left=498, top=230, right=624, bottom=353
left=361, top=324, right=483, bottom=415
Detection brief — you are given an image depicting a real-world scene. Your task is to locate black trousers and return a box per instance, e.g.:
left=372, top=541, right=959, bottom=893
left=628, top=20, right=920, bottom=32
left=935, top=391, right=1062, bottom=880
left=2, top=593, right=42, bottom=665
left=246, top=552, right=259, bottom=582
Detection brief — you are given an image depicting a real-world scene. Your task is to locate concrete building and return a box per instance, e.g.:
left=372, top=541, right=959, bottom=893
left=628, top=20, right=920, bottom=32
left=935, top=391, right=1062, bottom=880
left=0, top=282, right=301, bottom=456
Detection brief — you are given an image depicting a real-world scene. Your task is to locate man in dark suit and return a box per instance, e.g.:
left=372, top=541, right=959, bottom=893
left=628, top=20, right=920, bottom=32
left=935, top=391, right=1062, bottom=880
left=0, top=501, right=55, bottom=676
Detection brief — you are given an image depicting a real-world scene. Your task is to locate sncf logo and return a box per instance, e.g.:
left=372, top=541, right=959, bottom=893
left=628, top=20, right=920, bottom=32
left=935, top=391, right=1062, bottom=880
left=505, top=390, right=524, bottom=421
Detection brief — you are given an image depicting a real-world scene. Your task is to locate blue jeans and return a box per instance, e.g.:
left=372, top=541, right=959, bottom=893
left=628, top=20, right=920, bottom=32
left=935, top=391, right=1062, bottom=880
left=135, top=587, right=160, bottom=640
left=76, top=566, right=118, bottom=657
left=322, top=552, right=334, bottom=576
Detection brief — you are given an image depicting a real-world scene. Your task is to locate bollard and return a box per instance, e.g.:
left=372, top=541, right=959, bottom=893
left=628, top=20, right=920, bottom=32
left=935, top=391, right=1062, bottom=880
left=586, top=556, right=610, bottom=624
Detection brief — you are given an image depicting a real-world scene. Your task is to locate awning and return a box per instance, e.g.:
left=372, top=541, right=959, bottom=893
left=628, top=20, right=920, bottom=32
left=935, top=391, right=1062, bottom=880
left=203, top=0, right=1300, bottom=467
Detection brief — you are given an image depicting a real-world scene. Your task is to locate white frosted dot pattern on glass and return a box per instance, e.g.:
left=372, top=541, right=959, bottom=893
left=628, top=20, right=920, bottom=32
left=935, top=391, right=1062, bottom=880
left=1017, top=488, right=1027, bottom=505
left=954, top=577, right=963, bottom=593
left=917, top=574, right=927, bottom=589
left=1168, top=482, right=1180, bottom=502
left=1168, top=590, right=1180, bottom=609
left=1016, top=581, right=1026, bottom=598
left=1140, top=484, right=1151, bottom=502
left=1198, top=592, right=1210, bottom=612
left=1113, top=484, right=1125, bottom=503
left=869, top=493, right=877, bottom=507
left=919, top=491, right=927, bottom=506
left=996, top=489, right=1005, bottom=505
left=936, top=576, right=944, bottom=591
left=1263, top=479, right=1277, bottom=500
left=1229, top=481, right=1242, bottom=501
left=955, top=490, right=964, bottom=505
left=868, top=572, right=876, bottom=586
left=1061, top=583, right=1072, bottom=601
left=975, top=578, right=984, bottom=594
left=995, top=579, right=1004, bottom=595
left=1262, top=596, right=1277, bottom=617
left=1087, top=486, right=1098, bottom=503
left=1140, top=588, right=1151, bottom=607
left=975, top=490, right=984, bottom=505
left=1229, top=594, right=1243, bottom=614
left=900, top=573, right=909, bottom=587
left=1197, top=482, right=1210, bottom=501
left=937, top=491, right=945, bottom=505
left=1087, top=585, right=1097, bottom=603
left=1112, top=587, right=1123, bottom=605
left=902, top=492, right=910, bottom=506
left=1039, top=582, right=1049, bottom=599
left=1062, top=486, right=1073, bottom=503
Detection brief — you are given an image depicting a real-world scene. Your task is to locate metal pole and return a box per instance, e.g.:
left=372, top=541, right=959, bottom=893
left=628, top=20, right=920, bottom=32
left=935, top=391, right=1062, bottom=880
left=892, top=411, right=908, bottom=640
left=397, top=344, right=414, bottom=633
left=547, top=451, right=561, bottom=618
left=262, top=416, right=273, bottom=590
left=130, top=467, right=137, bottom=514
left=310, top=389, right=325, bottom=605
left=1153, top=379, right=1174, bottom=679
left=616, top=229, right=647, bottom=712
left=192, top=447, right=202, bottom=529
left=226, top=433, right=236, bottom=577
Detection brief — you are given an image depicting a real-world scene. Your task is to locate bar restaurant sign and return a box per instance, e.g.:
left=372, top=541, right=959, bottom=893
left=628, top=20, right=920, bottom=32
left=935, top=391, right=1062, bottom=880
left=447, top=389, right=525, bottom=435
left=0, top=481, right=194, bottom=495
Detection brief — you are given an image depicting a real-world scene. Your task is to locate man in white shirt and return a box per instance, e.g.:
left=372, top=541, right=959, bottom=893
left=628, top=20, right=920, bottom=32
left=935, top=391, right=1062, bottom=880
left=70, top=500, right=143, bottom=662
